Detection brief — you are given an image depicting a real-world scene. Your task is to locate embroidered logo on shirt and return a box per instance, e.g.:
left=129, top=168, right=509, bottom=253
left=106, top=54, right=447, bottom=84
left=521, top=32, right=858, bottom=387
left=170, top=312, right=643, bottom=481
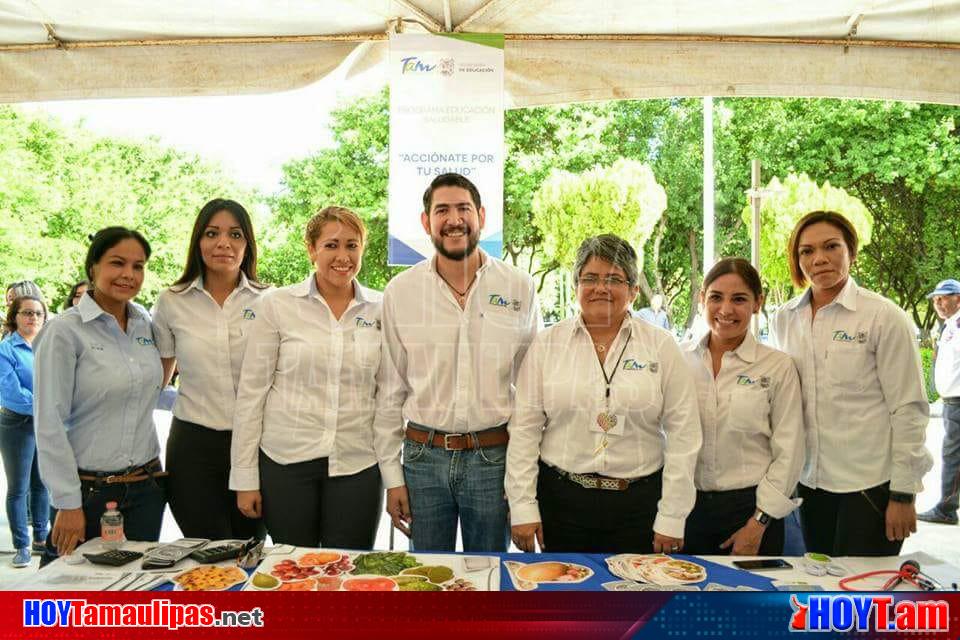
left=90, top=343, right=105, bottom=351
left=832, top=330, right=868, bottom=343
left=622, top=359, right=658, bottom=372
left=136, top=337, right=155, bottom=346
left=242, top=309, right=256, bottom=320
left=737, top=374, right=771, bottom=388
left=355, top=317, right=381, bottom=329
left=488, top=294, right=521, bottom=311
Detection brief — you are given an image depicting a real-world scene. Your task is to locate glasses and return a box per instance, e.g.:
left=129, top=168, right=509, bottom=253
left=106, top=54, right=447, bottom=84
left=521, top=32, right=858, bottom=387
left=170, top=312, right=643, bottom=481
left=579, top=274, right=629, bottom=287
left=17, top=311, right=45, bottom=319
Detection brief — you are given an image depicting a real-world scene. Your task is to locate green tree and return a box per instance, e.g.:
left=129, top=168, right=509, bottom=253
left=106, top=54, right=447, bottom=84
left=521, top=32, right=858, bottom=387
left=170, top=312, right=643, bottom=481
left=531, top=159, right=667, bottom=273
left=741, top=173, right=873, bottom=307
left=0, top=106, right=249, bottom=309
left=260, top=88, right=403, bottom=290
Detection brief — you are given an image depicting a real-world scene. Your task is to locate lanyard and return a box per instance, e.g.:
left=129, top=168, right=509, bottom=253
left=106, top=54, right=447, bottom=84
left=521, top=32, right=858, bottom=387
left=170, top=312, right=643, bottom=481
left=599, top=328, right=633, bottom=405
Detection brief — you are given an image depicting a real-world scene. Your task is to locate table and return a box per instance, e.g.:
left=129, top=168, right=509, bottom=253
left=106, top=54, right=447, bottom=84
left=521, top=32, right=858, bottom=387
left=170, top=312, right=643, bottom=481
left=11, top=539, right=958, bottom=592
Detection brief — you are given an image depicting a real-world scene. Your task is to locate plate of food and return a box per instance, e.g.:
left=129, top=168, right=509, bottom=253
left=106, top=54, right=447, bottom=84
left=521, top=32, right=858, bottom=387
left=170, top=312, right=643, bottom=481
left=503, top=561, right=593, bottom=591
left=173, top=565, right=248, bottom=591
left=341, top=576, right=399, bottom=592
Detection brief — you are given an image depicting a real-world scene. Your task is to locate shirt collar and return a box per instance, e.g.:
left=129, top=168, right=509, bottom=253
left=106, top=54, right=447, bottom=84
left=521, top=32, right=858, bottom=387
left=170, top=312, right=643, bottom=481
left=291, top=274, right=368, bottom=303
left=6, top=331, right=29, bottom=349
left=428, top=249, right=490, bottom=275
left=77, top=292, right=147, bottom=325
left=786, top=277, right=858, bottom=312
left=575, top=311, right=633, bottom=337
left=685, top=328, right=758, bottom=363
left=177, top=273, right=257, bottom=296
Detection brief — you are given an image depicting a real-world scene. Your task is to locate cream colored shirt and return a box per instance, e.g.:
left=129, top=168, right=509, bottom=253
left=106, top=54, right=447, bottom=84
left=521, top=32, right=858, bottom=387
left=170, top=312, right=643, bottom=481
left=680, top=331, right=804, bottom=518
left=230, top=275, right=384, bottom=490
left=374, top=252, right=540, bottom=489
left=152, top=274, right=267, bottom=430
left=505, top=314, right=701, bottom=539
left=771, top=278, right=932, bottom=494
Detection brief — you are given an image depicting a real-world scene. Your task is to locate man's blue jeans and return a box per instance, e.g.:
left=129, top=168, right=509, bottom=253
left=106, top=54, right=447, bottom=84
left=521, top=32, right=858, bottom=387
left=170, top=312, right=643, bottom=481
left=0, top=409, right=49, bottom=550
left=403, top=434, right=509, bottom=552
left=935, top=402, right=960, bottom=517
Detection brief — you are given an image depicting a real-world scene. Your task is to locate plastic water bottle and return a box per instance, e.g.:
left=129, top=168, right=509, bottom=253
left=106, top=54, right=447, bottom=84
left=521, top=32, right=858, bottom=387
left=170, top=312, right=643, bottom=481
left=100, top=501, right=125, bottom=550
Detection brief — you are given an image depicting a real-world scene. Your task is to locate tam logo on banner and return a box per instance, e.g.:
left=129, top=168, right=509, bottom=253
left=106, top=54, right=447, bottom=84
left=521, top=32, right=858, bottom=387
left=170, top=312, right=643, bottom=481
left=388, top=32, right=505, bottom=266
left=789, top=594, right=949, bottom=633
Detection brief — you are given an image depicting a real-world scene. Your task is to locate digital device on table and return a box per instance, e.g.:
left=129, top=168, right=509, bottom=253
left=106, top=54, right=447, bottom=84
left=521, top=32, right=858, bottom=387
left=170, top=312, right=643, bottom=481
left=141, top=538, right=209, bottom=569
left=83, top=549, right=144, bottom=567
left=732, top=559, right=793, bottom=571
left=189, top=540, right=251, bottom=564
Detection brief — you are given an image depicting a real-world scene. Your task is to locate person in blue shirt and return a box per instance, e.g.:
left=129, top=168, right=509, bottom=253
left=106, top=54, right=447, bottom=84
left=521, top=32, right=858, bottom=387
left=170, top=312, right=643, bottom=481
left=0, top=295, right=50, bottom=567
left=34, top=227, right=165, bottom=559
left=636, top=293, right=671, bottom=331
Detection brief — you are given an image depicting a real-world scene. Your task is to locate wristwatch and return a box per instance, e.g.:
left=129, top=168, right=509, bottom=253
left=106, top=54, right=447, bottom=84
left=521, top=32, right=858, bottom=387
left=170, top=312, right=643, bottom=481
left=889, top=491, right=915, bottom=504
left=754, top=510, right=771, bottom=526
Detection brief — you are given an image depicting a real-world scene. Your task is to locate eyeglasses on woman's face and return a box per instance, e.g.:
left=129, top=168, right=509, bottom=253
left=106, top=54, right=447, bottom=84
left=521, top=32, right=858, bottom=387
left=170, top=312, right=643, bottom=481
left=578, top=274, right=629, bottom=287
left=17, top=310, right=45, bottom=319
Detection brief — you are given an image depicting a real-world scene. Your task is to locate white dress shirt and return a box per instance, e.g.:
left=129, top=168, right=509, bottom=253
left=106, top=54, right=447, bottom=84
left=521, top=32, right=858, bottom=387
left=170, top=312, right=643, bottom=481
left=374, top=251, right=541, bottom=489
left=771, top=278, right=932, bottom=494
left=505, top=314, right=702, bottom=539
left=680, top=331, right=804, bottom=518
left=934, top=309, right=960, bottom=399
left=152, top=274, right=267, bottom=430
left=229, top=275, right=384, bottom=491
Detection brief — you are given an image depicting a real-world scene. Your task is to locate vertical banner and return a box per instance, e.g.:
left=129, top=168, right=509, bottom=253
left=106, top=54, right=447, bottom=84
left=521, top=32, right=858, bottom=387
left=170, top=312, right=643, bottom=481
left=388, top=32, right=505, bottom=266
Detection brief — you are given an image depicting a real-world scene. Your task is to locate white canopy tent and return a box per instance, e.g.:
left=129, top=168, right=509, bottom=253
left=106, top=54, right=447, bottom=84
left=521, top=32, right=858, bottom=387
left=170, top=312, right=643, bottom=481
left=1, top=0, right=959, bottom=107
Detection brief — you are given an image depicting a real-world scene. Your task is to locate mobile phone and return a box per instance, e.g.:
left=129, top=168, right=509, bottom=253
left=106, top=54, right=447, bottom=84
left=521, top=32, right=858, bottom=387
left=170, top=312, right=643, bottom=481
left=733, top=559, right=793, bottom=571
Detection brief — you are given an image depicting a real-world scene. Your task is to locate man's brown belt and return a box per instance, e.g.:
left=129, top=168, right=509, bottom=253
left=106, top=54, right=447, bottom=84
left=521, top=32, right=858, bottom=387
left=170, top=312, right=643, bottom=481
left=404, top=424, right=509, bottom=451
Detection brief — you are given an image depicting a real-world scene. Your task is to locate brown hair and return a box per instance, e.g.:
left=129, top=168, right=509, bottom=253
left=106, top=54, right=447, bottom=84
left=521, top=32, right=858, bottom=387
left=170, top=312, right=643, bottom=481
left=4, top=295, right=47, bottom=334
left=304, top=206, right=367, bottom=248
left=702, top=257, right=763, bottom=300
left=786, top=210, right=859, bottom=289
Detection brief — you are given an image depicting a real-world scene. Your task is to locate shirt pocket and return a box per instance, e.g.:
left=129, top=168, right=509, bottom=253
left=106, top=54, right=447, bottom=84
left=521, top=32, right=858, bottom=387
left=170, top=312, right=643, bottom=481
left=727, top=386, right=770, bottom=436
left=825, top=343, right=870, bottom=391
left=353, top=329, right=382, bottom=369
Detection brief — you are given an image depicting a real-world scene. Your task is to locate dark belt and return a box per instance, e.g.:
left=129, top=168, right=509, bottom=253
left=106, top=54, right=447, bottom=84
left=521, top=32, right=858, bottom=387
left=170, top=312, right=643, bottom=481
left=943, top=397, right=960, bottom=406
left=405, top=422, right=509, bottom=451
left=543, top=461, right=660, bottom=492
left=78, top=458, right=167, bottom=484
left=0, top=407, right=30, bottom=419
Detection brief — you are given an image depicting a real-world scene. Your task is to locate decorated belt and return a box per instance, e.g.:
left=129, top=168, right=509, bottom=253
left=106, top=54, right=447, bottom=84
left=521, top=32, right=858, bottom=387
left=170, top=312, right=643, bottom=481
left=545, top=463, right=655, bottom=492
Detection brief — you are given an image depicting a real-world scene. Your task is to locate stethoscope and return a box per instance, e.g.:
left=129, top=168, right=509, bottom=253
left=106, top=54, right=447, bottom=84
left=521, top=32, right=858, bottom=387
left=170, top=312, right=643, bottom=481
left=838, top=560, right=941, bottom=592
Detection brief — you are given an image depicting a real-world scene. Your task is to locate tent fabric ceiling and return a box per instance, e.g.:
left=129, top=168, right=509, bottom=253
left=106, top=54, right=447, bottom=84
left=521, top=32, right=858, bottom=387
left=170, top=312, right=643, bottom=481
left=1, top=0, right=959, bottom=105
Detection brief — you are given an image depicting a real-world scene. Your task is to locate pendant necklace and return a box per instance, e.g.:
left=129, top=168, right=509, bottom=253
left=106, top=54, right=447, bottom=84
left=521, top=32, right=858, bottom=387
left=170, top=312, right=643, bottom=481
left=593, top=328, right=633, bottom=456
left=438, top=270, right=478, bottom=305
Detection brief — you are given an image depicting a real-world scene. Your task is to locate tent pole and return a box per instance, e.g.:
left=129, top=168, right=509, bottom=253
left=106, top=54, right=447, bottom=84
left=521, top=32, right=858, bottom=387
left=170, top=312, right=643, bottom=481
left=702, top=96, right=715, bottom=276
left=750, top=159, right=762, bottom=337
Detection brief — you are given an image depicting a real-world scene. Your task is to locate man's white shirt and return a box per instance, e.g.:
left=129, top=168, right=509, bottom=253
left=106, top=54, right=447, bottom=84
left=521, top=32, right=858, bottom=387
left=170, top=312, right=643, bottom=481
left=373, top=251, right=540, bottom=489
left=935, top=309, right=960, bottom=398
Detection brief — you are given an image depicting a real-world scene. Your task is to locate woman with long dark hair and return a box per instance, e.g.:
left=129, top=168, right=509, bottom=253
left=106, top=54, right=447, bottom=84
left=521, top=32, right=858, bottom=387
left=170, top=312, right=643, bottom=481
left=152, top=198, right=269, bottom=539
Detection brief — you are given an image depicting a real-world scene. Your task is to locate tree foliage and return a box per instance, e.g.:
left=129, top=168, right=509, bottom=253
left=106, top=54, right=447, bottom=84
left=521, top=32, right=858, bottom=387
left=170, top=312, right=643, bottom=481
left=531, top=159, right=666, bottom=270
left=0, top=106, right=249, bottom=309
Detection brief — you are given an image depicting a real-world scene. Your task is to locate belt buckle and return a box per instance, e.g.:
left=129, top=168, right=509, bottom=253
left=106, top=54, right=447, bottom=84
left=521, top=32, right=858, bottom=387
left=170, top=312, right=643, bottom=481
left=103, top=475, right=119, bottom=484
left=442, top=433, right=465, bottom=450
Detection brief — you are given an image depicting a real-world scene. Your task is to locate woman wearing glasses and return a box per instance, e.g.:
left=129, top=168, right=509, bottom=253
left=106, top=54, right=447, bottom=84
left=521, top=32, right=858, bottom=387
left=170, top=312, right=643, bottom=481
left=506, top=234, right=701, bottom=553
left=0, top=295, right=50, bottom=567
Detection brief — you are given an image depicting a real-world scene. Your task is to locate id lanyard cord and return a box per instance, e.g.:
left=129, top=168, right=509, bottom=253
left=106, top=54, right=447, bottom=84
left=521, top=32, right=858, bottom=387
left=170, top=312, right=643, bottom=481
left=599, top=328, right=633, bottom=408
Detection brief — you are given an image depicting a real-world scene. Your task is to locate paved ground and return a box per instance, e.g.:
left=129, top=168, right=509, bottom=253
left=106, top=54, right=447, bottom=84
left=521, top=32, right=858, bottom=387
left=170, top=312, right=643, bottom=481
left=0, top=405, right=956, bottom=585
